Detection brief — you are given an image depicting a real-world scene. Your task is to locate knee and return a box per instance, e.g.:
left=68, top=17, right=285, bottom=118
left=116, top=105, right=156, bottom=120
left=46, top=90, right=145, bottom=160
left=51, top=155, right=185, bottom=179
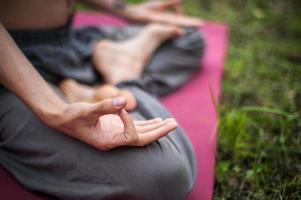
left=123, top=150, right=193, bottom=200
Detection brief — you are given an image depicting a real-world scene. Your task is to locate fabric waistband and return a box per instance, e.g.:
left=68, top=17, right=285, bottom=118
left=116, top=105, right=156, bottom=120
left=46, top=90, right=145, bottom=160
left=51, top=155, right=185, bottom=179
left=8, top=16, right=73, bottom=47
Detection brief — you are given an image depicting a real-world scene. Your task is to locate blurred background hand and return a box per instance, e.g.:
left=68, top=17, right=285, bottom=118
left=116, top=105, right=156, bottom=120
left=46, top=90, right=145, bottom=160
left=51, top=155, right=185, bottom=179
left=124, top=0, right=204, bottom=27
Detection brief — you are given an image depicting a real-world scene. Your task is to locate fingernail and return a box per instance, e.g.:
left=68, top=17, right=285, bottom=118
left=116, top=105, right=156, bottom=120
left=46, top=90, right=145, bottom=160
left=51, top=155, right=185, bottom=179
left=113, top=97, right=126, bottom=108
left=167, top=118, right=178, bottom=126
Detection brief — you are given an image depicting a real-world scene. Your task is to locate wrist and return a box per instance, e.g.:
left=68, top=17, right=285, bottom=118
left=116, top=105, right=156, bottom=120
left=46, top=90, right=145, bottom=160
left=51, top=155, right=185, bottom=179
left=107, top=0, right=131, bottom=18
left=111, top=0, right=128, bottom=11
left=120, top=5, right=146, bottom=22
left=36, top=98, right=68, bottom=127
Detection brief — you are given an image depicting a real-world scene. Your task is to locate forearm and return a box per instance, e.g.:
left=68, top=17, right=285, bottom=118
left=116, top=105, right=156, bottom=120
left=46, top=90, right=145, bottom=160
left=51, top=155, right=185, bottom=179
left=0, top=23, right=66, bottom=121
left=77, top=0, right=130, bottom=17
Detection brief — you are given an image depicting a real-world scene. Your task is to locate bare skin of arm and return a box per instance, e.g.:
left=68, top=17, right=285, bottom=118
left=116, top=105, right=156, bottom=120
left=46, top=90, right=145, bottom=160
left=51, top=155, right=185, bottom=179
left=0, top=24, right=178, bottom=150
left=77, top=0, right=204, bottom=27
left=0, top=0, right=72, bottom=30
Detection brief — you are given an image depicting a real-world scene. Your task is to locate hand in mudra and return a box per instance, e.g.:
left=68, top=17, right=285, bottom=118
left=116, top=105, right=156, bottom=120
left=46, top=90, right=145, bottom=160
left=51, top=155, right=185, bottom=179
left=126, top=0, right=204, bottom=27
left=48, top=97, right=177, bottom=150
left=96, top=111, right=177, bottom=150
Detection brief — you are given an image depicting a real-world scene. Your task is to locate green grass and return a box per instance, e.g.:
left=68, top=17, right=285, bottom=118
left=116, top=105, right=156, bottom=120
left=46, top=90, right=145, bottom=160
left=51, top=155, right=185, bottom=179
left=182, top=0, right=301, bottom=199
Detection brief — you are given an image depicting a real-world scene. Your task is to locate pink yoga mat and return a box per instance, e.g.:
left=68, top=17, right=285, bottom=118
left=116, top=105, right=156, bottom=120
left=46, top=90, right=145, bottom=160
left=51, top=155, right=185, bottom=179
left=0, top=12, right=228, bottom=200
left=161, top=22, right=228, bottom=200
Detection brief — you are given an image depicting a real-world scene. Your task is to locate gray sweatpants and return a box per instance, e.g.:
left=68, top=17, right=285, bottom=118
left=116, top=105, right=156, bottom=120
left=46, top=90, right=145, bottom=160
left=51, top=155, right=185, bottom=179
left=1, top=23, right=204, bottom=200
left=0, top=85, right=195, bottom=200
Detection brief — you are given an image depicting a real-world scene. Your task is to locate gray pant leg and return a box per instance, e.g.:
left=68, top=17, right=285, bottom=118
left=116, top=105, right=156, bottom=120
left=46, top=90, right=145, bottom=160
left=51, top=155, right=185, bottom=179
left=0, top=85, right=195, bottom=200
left=75, top=25, right=205, bottom=96
left=141, top=28, right=205, bottom=96
left=125, top=84, right=197, bottom=187
left=99, top=26, right=205, bottom=96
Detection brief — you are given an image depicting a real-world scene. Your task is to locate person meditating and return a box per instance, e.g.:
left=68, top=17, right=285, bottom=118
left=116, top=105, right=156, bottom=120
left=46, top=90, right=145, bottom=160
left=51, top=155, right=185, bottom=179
left=0, top=0, right=205, bottom=199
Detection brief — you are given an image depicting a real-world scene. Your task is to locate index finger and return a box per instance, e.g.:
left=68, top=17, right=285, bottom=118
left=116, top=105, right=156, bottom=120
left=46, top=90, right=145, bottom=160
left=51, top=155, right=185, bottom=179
left=119, top=109, right=138, bottom=143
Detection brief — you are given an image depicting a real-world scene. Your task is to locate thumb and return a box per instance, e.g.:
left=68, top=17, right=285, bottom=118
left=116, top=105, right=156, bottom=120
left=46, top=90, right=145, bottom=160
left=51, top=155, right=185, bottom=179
left=90, top=96, right=127, bottom=116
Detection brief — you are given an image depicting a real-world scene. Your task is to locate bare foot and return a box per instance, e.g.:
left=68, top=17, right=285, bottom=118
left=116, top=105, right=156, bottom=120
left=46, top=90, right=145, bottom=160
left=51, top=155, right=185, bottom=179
left=92, top=23, right=183, bottom=85
left=94, top=85, right=138, bottom=111
left=59, top=79, right=138, bottom=111
left=59, top=79, right=95, bottom=103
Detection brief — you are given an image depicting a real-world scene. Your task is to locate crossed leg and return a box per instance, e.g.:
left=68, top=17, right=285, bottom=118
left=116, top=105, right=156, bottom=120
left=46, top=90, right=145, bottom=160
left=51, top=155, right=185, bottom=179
left=0, top=85, right=195, bottom=200
left=59, top=23, right=183, bottom=111
left=92, top=23, right=183, bottom=85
